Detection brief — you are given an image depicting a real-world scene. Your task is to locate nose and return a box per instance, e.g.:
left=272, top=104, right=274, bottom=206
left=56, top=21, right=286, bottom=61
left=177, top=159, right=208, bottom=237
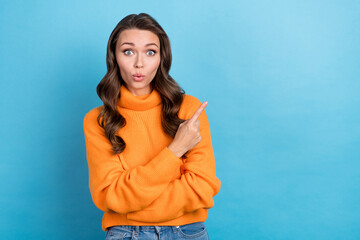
left=135, top=54, right=143, bottom=68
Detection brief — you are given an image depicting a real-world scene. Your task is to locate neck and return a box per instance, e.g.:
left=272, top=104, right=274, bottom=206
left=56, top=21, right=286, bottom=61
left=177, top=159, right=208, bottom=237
left=117, top=85, right=162, bottom=111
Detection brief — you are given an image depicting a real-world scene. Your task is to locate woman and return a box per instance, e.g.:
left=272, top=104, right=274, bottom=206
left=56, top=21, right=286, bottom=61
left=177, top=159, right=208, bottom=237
left=83, top=13, right=221, bottom=240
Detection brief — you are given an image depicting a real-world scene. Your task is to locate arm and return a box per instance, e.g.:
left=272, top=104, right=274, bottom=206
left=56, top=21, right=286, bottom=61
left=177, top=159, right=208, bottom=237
left=127, top=100, right=221, bottom=222
left=83, top=108, right=182, bottom=214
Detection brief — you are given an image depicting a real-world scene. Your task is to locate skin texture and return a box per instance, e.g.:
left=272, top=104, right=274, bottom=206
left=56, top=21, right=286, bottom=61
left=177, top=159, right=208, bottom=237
left=115, top=28, right=208, bottom=157
left=115, top=29, right=161, bottom=96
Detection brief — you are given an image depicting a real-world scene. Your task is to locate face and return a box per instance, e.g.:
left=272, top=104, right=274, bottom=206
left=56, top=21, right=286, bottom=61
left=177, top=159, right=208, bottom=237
left=115, top=29, right=161, bottom=96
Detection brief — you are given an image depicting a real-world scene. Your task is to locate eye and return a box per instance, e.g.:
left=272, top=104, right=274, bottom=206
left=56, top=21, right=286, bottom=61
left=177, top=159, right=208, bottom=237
left=123, top=49, right=133, bottom=55
left=147, top=50, right=156, bottom=56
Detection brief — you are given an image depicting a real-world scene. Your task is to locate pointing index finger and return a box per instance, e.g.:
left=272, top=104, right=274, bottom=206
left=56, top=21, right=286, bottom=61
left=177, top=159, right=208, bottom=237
left=189, top=101, right=208, bottom=123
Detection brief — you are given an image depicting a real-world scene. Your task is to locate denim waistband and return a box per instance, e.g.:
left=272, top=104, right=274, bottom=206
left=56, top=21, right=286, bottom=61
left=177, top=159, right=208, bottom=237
left=108, top=225, right=178, bottom=233
left=108, top=222, right=204, bottom=233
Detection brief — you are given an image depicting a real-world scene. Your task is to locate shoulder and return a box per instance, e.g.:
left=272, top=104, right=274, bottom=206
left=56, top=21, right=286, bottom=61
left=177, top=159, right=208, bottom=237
left=182, top=94, right=202, bottom=106
left=178, top=94, right=203, bottom=119
left=83, top=105, right=104, bottom=129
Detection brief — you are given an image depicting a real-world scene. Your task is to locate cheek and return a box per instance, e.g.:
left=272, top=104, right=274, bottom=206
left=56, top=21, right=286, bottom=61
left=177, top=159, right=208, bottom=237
left=150, top=58, right=161, bottom=72
left=116, top=58, right=129, bottom=74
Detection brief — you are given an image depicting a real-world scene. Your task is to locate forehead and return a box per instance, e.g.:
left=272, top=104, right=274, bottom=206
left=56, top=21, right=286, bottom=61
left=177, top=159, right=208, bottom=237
left=117, top=29, right=160, bottom=47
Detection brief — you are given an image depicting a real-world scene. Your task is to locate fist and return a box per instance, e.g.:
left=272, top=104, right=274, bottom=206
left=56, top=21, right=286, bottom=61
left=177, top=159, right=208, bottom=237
left=168, top=101, right=208, bottom=158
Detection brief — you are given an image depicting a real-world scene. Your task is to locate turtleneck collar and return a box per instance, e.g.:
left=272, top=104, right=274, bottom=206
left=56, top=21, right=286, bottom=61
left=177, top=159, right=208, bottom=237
left=117, top=85, right=162, bottom=111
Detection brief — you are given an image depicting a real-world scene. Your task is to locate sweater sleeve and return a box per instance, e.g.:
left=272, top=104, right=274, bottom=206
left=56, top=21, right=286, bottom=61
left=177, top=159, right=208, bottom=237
left=83, top=107, right=183, bottom=214
left=127, top=99, right=221, bottom=223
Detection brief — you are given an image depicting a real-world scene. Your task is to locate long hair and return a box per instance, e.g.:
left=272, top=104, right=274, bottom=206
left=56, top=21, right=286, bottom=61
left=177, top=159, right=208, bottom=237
left=96, top=13, right=185, bottom=154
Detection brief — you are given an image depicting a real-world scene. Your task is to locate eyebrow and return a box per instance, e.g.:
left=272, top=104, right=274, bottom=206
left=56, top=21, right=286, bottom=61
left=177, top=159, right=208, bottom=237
left=120, top=42, right=159, bottom=48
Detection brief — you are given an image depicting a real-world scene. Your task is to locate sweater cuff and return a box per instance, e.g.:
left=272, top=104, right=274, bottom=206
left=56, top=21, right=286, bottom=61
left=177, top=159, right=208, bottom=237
left=164, top=146, right=183, bottom=164
left=141, top=147, right=182, bottom=184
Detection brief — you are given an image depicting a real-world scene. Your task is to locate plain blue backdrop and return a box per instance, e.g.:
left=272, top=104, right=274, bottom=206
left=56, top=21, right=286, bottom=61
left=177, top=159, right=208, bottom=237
left=1, top=0, right=359, bottom=239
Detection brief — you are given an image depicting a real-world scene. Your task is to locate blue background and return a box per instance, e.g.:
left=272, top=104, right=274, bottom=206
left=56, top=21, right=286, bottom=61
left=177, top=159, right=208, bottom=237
left=1, top=0, right=359, bottom=239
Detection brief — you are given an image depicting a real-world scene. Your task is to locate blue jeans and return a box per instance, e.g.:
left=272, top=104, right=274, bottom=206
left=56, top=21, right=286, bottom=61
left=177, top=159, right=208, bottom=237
left=105, top=222, right=209, bottom=240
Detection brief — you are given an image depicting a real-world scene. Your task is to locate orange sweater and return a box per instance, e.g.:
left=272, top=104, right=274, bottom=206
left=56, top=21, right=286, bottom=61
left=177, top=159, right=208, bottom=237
left=83, top=85, right=221, bottom=231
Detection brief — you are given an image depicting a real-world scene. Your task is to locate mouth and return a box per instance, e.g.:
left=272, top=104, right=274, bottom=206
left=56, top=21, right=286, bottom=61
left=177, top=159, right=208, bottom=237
left=133, top=73, right=144, bottom=77
left=132, top=74, right=145, bottom=81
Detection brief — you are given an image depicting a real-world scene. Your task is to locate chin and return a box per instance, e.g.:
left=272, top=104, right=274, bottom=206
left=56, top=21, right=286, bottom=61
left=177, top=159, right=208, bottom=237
left=126, top=82, right=152, bottom=94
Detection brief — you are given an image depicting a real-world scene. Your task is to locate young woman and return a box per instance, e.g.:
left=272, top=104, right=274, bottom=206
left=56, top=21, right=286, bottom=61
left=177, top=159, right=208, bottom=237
left=83, top=13, right=221, bottom=240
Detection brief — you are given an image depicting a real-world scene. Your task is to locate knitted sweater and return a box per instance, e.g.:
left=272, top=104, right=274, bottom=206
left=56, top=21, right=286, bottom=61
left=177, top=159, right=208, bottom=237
left=83, top=85, right=221, bottom=231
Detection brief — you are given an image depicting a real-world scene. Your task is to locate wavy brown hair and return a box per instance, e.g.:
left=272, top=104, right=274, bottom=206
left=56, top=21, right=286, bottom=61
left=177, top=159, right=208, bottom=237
left=96, top=13, right=185, bottom=154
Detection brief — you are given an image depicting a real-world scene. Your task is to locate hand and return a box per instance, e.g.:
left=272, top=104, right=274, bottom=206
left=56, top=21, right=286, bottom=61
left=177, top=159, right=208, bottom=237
left=168, top=101, right=208, bottom=158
